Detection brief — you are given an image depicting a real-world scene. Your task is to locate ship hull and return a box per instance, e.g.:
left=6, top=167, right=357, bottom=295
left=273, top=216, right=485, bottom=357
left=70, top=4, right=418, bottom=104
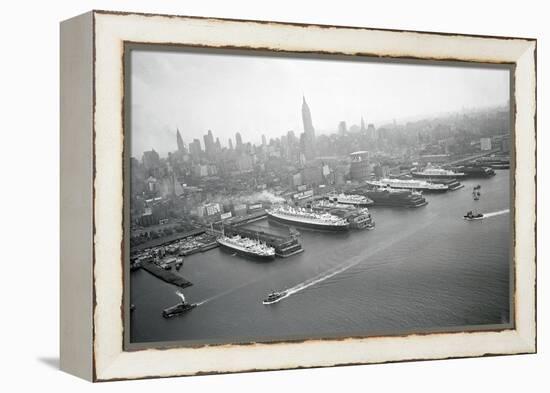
left=263, top=293, right=290, bottom=305
left=380, top=185, right=447, bottom=193
left=362, top=190, right=428, bottom=208
left=411, top=172, right=465, bottom=179
left=162, top=303, right=197, bottom=318
left=217, top=242, right=276, bottom=260
left=458, top=167, right=496, bottom=178
left=334, top=200, right=374, bottom=207
left=267, top=213, right=349, bottom=231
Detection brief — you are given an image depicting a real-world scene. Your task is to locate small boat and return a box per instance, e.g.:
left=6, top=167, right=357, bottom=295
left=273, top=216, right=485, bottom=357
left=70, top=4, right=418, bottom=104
left=472, top=185, right=481, bottom=201
left=463, top=211, right=484, bottom=221
left=162, top=291, right=197, bottom=318
left=262, top=290, right=289, bottom=305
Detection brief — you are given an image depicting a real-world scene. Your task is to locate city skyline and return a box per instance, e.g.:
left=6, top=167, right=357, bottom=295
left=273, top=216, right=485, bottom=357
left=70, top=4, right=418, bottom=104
left=131, top=49, right=510, bottom=157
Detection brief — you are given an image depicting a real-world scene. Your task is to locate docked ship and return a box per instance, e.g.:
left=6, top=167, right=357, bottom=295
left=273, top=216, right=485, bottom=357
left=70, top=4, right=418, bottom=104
left=162, top=291, right=197, bottom=318
left=358, top=187, right=428, bottom=208
left=217, top=235, right=276, bottom=260
left=327, top=193, right=374, bottom=206
left=411, top=165, right=465, bottom=179
left=367, top=178, right=448, bottom=193
left=472, top=156, right=510, bottom=169
left=267, top=205, right=350, bottom=231
left=309, top=200, right=375, bottom=230
left=452, top=165, right=496, bottom=177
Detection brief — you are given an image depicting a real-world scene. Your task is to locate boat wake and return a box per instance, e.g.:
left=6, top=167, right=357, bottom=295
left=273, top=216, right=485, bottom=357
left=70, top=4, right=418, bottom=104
left=275, top=217, right=435, bottom=302
left=483, top=209, right=510, bottom=218
left=196, top=278, right=262, bottom=306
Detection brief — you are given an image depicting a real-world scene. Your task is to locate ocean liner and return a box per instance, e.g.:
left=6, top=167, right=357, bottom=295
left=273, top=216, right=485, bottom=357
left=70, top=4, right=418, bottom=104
left=452, top=165, right=496, bottom=177
left=217, top=235, right=276, bottom=260
left=359, top=187, right=428, bottom=208
left=309, top=200, right=375, bottom=230
left=267, top=205, right=350, bottom=231
left=367, top=178, right=448, bottom=193
left=327, top=193, right=374, bottom=206
left=472, top=156, right=510, bottom=169
left=411, top=165, right=465, bottom=179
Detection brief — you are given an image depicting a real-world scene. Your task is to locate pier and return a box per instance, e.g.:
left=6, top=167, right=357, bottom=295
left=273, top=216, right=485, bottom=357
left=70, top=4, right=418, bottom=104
left=141, top=262, right=193, bottom=289
left=442, top=149, right=501, bottom=166
left=132, top=228, right=206, bottom=252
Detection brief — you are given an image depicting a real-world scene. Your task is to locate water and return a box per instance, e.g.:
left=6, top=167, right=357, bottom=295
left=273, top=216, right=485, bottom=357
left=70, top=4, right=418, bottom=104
left=130, top=171, right=511, bottom=344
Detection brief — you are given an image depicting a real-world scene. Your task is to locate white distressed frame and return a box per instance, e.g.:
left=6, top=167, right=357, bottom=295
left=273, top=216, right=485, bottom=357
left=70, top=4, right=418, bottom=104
left=87, top=11, right=536, bottom=381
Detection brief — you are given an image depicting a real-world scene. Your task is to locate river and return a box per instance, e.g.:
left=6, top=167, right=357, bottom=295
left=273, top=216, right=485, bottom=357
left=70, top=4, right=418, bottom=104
left=130, top=170, right=511, bottom=345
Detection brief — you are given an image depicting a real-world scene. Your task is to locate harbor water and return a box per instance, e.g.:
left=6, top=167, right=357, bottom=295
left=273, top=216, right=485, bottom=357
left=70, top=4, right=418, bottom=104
left=130, top=170, right=511, bottom=344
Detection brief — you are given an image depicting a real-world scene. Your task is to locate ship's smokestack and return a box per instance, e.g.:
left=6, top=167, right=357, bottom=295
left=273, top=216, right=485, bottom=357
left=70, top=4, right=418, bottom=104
left=175, top=291, right=186, bottom=304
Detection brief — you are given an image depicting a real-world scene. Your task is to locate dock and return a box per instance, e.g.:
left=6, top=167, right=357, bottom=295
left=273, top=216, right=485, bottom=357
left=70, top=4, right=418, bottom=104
left=132, top=228, right=206, bottom=252
left=224, top=210, right=268, bottom=226
left=442, top=149, right=501, bottom=166
left=430, top=178, right=464, bottom=191
left=141, top=262, right=193, bottom=289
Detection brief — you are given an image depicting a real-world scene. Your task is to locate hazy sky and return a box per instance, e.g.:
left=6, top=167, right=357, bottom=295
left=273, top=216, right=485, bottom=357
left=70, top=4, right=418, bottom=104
left=130, top=48, right=510, bottom=157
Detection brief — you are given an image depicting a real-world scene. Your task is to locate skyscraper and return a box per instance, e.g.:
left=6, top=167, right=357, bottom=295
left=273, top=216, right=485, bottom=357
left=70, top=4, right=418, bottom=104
left=235, top=132, right=243, bottom=151
left=338, top=121, right=347, bottom=135
left=360, top=117, right=366, bottom=133
left=228, top=138, right=233, bottom=150
left=203, top=130, right=215, bottom=159
left=176, top=128, right=185, bottom=153
left=142, top=149, right=160, bottom=171
left=261, top=134, right=267, bottom=146
left=301, top=96, right=316, bottom=160
left=189, top=138, right=202, bottom=162
left=367, top=123, right=377, bottom=140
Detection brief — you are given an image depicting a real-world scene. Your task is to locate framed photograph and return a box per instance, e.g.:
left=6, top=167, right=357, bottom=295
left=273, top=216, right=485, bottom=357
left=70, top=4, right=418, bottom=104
left=60, top=10, right=537, bottom=381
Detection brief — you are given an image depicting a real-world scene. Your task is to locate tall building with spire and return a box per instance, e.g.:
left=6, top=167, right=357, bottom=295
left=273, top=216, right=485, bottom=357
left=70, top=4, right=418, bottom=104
left=301, top=96, right=316, bottom=160
left=176, top=128, right=185, bottom=153
left=360, top=117, right=366, bottom=133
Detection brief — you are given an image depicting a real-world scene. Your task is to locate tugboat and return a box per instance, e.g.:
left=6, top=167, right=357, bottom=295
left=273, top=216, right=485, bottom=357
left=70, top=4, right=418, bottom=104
left=262, top=290, right=289, bottom=305
left=463, top=210, right=484, bottom=221
left=162, top=291, right=197, bottom=318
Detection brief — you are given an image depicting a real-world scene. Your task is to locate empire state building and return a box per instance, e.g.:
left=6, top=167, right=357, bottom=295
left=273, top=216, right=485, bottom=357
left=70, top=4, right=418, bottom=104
left=301, top=96, right=316, bottom=160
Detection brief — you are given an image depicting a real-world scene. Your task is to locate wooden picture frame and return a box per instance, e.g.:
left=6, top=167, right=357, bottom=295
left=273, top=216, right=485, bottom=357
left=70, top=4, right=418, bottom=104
left=60, top=10, right=536, bottom=381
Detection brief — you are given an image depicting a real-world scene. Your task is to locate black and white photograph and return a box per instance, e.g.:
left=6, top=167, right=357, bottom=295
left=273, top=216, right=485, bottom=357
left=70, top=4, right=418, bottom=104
left=126, top=46, right=513, bottom=346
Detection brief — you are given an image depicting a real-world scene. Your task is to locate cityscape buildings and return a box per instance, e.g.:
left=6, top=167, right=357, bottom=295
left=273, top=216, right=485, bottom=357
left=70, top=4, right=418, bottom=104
left=130, top=96, right=510, bottom=234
